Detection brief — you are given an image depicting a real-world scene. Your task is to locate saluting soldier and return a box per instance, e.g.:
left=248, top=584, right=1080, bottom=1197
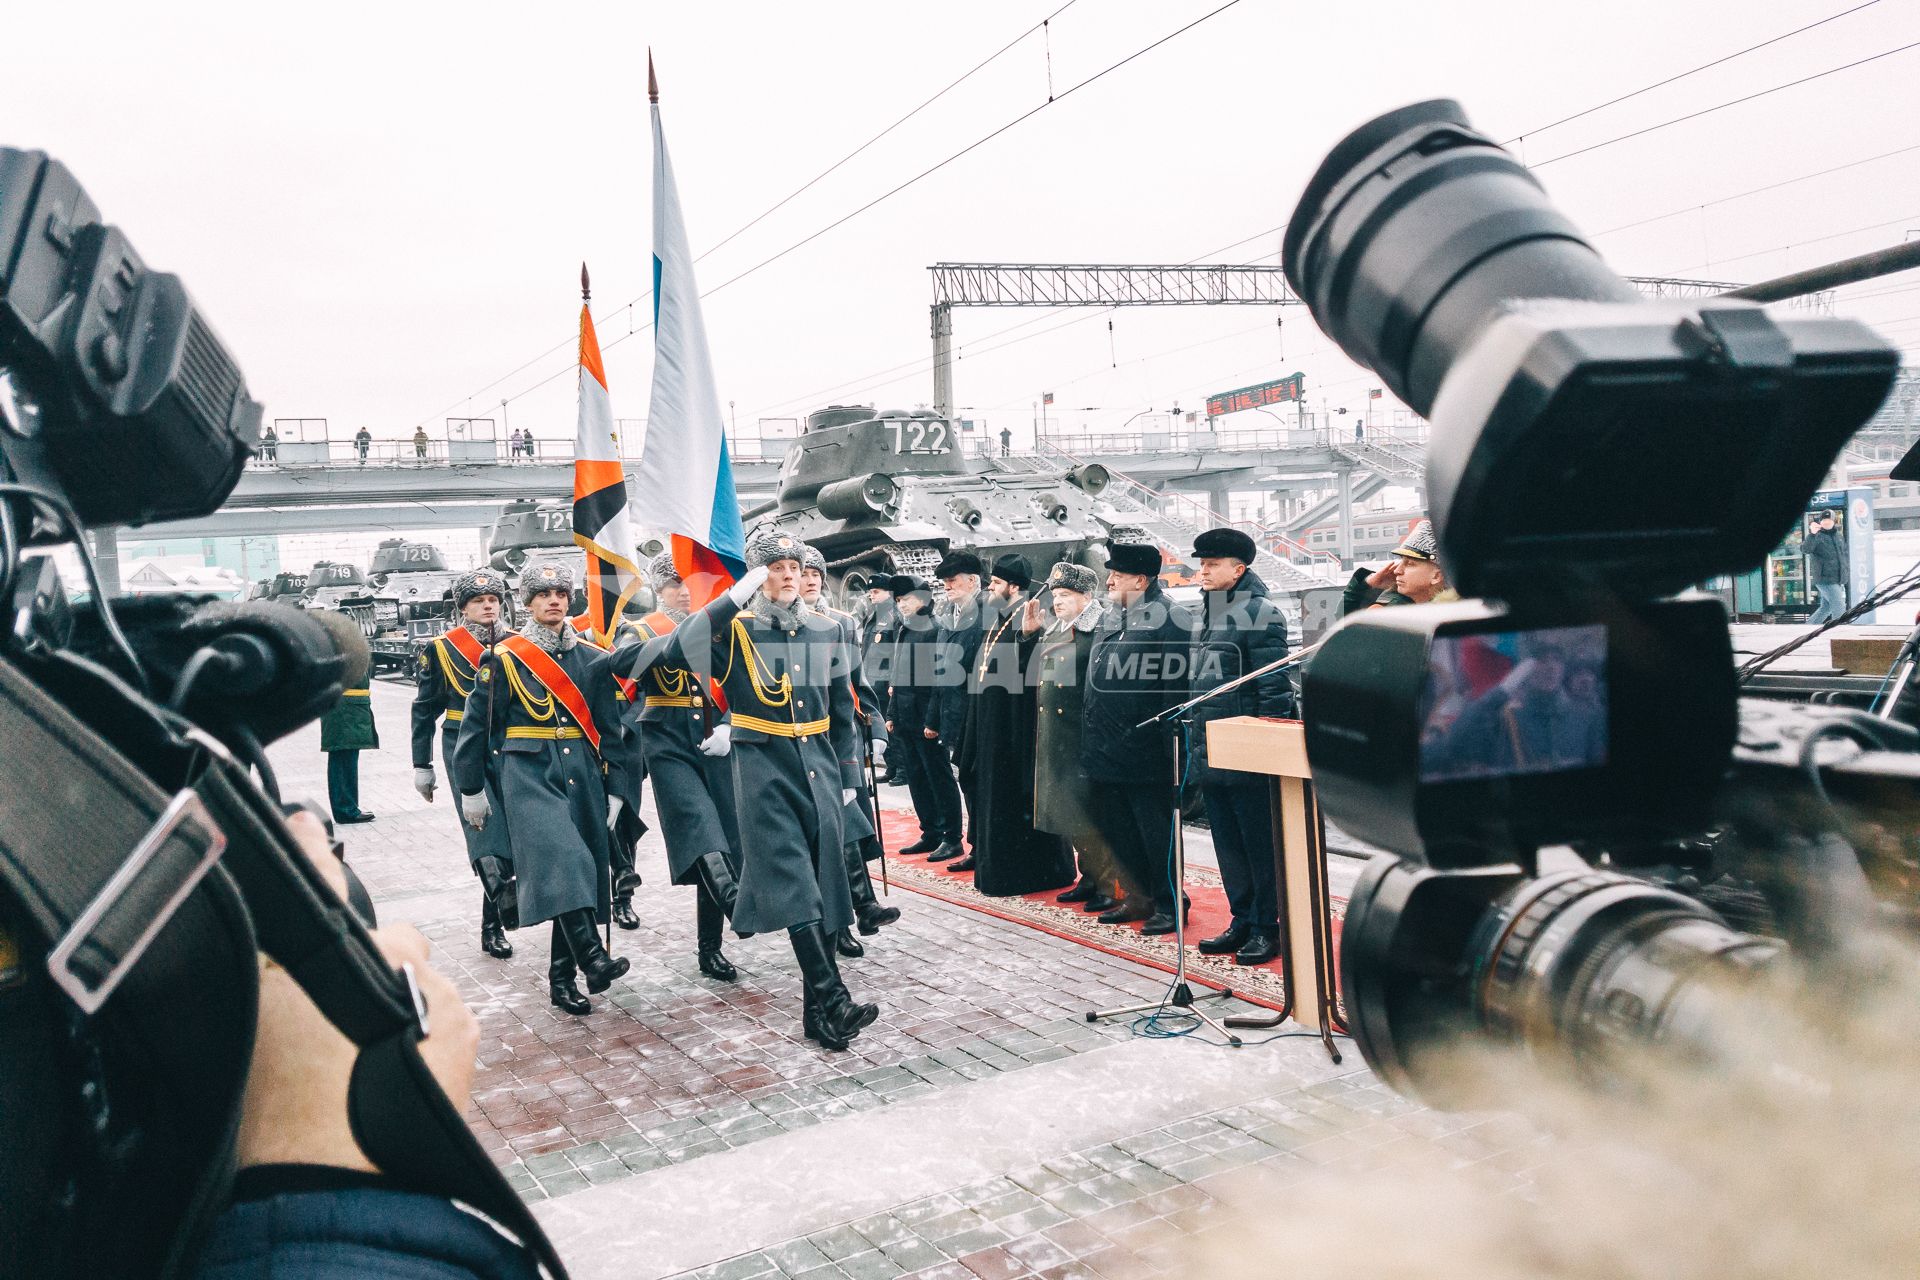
left=799, top=543, right=900, bottom=958
left=411, top=570, right=516, bottom=959
left=1032, top=562, right=1138, bottom=914
left=453, top=562, right=637, bottom=1016
left=611, top=550, right=743, bottom=981
left=669, top=531, right=878, bottom=1050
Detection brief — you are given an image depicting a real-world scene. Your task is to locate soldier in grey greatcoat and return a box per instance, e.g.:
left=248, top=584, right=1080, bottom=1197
left=799, top=543, right=901, bottom=959
left=668, top=531, right=879, bottom=1051
left=611, top=550, right=743, bottom=981
left=1031, top=561, right=1140, bottom=914
left=410, top=569, right=515, bottom=959
left=453, top=562, right=637, bottom=1016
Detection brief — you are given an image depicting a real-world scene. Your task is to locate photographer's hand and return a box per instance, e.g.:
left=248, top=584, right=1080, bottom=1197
left=234, top=811, right=479, bottom=1173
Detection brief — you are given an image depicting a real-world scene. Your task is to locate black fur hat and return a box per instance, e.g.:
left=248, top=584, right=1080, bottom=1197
left=934, top=549, right=984, bottom=579
left=990, top=554, right=1032, bottom=591
left=1192, top=527, right=1256, bottom=564
left=1105, top=542, right=1163, bottom=578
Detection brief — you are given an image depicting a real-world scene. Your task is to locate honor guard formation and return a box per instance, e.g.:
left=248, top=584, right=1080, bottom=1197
left=396, top=515, right=1310, bottom=1046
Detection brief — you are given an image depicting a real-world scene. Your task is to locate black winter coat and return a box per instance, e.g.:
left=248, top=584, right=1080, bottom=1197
left=887, top=613, right=945, bottom=736
left=1188, top=570, right=1295, bottom=786
left=1080, top=583, right=1194, bottom=785
left=932, top=591, right=990, bottom=746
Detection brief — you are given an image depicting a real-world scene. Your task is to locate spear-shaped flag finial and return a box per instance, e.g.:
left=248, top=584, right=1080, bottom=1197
left=581, top=261, right=591, bottom=303
left=648, top=49, right=658, bottom=104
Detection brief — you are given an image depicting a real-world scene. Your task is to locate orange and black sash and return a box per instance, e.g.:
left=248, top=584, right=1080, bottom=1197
left=443, top=625, right=485, bottom=669
left=642, top=611, right=730, bottom=713
left=498, top=634, right=602, bottom=754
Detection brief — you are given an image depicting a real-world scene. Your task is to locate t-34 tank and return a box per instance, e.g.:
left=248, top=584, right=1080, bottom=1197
left=486, top=499, right=657, bottom=621
left=300, top=560, right=378, bottom=644
left=367, top=537, right=462, bottom=672
left=749, top=405, right=1114, bottom=591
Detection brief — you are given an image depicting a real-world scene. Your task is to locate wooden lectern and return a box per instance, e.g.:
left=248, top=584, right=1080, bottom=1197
left=1203, top=716, right=1344, bottom=1061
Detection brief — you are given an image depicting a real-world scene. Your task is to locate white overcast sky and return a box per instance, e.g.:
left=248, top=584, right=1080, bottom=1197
left=7, top=0, right=1918, bottom=450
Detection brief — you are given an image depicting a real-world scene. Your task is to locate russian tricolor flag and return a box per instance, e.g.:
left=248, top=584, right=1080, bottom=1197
left=633, top=54, right=745, bottom=607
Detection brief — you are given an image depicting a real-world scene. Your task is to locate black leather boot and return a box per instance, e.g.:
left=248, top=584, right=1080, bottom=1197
left=845, top=842, right=900, bottom=934
left=549, top=922, right=590, bottom=1015
left=899, top=834, right=939, bottom=856
left=790, top=923, right=877, bottom=1051
left=692, top=851, right=751, bottom=938
left=697, top=885, right=737, bottom=981
left=834, top=927, right=865, bottom=958
left=481, top=894, right=513, bottom=959
left=557, top=908, right=630, bottom=994
left=611, top=841, right=641, bottom=929
left=476, top=855, right=519, bottom=930
left=1057, top=878, right=1095, bottom=904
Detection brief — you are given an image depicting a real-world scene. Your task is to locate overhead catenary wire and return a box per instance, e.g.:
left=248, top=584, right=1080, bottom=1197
left=416, top=0, right=1249, bottom=428
left=1504, top=0, right=1886, bottom=144
left=1591, top=141, right=1920, bottom=239
left=1532, top=39, right=1920, bottom=168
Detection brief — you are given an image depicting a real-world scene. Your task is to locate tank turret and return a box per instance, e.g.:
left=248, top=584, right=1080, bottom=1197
left=301, top=560, right=377, bottom=645
left=752, top=405, right=1115, bottom=591
left=484, top=500, right=657, bottom=622
left=366, top=538, right=462, bottom=672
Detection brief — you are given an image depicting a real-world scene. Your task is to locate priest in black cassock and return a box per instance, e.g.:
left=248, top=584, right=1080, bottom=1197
left=956, top=554, right=1076, bottom=896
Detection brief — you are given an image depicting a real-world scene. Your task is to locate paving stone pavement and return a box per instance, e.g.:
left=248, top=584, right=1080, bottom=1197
left=270, top=680, right=1552, bottom=1278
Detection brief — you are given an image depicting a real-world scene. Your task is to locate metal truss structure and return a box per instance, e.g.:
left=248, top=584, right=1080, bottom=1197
left=926, top=262, right=1827, bottom=417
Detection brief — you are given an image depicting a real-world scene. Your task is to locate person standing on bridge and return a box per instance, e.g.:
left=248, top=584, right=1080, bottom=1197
left=260, top=423, right=278, bottom=463
left=412, top=570, right=516, bottom=959
left=1000, top=426, right=1012, bottom=457
left=354, top=425, right=372, bottom=464
left=413, top=425, right=429, bottom=460
left=454, top=562, right=636, bottom=1016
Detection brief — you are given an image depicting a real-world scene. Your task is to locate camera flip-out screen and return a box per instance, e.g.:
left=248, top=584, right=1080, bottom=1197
left=1418, top=624, right=1609, bottom=784
left=1304, top=598, right=1734, bottom=867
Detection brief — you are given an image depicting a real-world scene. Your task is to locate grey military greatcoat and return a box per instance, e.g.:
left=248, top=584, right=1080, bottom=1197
left=614, top=611, right=742, bottom=884
left=671, top=593, right=860, bottom=936
left=452, top=631, right=635, bottom=928
left=410, top=625, right=510, bottom=867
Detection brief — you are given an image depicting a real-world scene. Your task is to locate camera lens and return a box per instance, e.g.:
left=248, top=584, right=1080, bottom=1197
left=1342, top=856, right=1782, bottom=1103
left=1470, top=870, right=1780, bottom=1087
left=1283, top=99, right=1638, bottom=416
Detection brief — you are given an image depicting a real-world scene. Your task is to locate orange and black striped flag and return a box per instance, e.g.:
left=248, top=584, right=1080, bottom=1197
left=573, top=264, right=644, bottom=646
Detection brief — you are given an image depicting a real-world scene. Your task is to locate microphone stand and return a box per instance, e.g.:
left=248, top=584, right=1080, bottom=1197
left=1082, top=636, right=1326, bottom=1044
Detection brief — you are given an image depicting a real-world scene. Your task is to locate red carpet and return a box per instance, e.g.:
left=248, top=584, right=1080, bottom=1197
left=872, top=810, right=1344, bottom=1016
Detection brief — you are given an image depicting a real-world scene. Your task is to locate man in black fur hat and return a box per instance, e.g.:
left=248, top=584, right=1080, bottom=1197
left=1081, top=542, right=1194, bottom=933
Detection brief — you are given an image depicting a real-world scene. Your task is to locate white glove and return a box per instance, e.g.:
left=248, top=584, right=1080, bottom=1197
left=842, top=788, right=857, bottom=806
left=607, top=797, right=625, bottom=833
left=699, top=724, right=733, bottom=757
left=460, top=790, right=491, bottom=830
left=413, top=767, right=437, bottom=802
left=1496, top=659, right=1538, bottom=698
left=727, top=566, right=769, bottom=606
left=869, top=738, right=887, bottom=767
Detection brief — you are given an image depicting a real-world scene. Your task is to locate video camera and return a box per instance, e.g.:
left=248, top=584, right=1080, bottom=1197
left=0, top=149, right=563, bottom=1278
left=1283, top=102, right=1913, bottom=1103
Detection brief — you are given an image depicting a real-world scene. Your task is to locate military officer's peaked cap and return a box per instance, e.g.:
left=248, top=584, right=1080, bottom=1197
left=521, top=561, right=575, bottom=602
left=1391, top=520, right=1438, bottom=562
left=1105, top=541, right=1162, bottom=578
left=801, top=543, right=828, bottom=573
left=935, top=549, right=984, bottom=580
left=1045, top=561, right=1098, bottom=596
left=452, top=569, right=505, bottom=608
left=744, top=528, right=805, bottom=570
left=649, top=549, right=681, bottom=587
